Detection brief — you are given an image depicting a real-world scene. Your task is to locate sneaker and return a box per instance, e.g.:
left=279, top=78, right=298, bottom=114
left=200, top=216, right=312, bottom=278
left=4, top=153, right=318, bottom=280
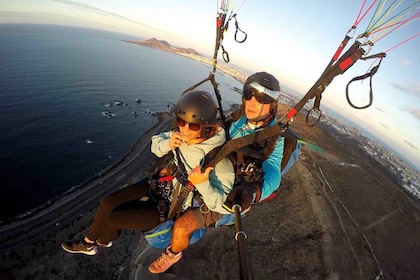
left=61, top=239, right=98, bottom=256
left=96, top=240, right=113, bottom=248
left=148, top=247, right=183, bottom=274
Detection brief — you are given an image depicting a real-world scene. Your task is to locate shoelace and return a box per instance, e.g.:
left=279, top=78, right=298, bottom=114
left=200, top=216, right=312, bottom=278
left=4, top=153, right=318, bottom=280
left=155, top=253, right=172, bottom=268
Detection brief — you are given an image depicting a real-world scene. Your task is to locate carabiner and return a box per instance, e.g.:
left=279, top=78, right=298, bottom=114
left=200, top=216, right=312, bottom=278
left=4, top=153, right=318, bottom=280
left=361, top=40, right=373, bottom=56
left=306, top=108, right=322, bottom=127
left=221, top=45, right=230, bottom=63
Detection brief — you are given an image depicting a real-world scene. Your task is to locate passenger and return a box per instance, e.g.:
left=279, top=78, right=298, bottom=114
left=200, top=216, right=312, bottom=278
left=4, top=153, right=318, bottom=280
left=61, top=90, right=234, bottom=256
left=148, top=71, right=285, bottom=273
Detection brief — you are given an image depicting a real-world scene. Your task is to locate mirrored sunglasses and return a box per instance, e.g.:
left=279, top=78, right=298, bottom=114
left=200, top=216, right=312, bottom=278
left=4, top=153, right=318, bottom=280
left=243, top=82, right=279, bottom=104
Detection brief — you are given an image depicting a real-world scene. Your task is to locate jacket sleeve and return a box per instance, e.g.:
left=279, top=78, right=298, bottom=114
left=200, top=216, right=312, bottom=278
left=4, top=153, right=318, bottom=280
left=151, top=131, right=172, bottom=157
left=259, top=136, right=284, bottom=201
left=194, top=158, right=235, bottom=214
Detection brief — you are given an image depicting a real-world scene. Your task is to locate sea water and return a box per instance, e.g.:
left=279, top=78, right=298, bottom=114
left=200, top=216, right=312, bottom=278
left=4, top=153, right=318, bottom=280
left=0, top=24, right=244, bottom=221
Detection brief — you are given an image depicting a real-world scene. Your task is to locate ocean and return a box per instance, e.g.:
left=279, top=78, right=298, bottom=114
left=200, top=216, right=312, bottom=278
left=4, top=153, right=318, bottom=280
left=0, top=24, right=244, bottom=222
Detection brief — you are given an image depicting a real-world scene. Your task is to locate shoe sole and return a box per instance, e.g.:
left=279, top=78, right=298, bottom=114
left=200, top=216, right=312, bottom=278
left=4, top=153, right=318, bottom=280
left=97, top=241, right=112, bottom=248
left=148, top=260, right=181, bottom=274
left=61, top=244, right=98, bottom=256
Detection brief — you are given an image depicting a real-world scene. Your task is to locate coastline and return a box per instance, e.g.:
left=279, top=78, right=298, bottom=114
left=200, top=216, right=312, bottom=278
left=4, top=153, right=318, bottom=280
left=123, top=38, right=249, bottom=84
left=0, top=32, right=250, bottom=230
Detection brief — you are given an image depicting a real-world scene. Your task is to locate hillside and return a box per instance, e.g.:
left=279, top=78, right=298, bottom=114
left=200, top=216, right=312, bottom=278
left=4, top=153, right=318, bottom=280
left=124, top=38, right=201, bottom=56
left=1, top=104, right=419, bottom=279
left=123, top=38, right=249, bottom=83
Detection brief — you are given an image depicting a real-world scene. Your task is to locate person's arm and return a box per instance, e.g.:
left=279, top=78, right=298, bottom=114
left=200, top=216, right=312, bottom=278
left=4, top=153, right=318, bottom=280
left=259, top=136, right=284, bottom=201
left=151, top=132, right=171, bottom=157
left=188, top=159, right=235, bottom=214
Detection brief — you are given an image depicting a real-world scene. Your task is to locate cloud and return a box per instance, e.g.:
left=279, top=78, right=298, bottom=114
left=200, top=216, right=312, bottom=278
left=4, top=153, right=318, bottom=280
left=400, top=55, right=411, bottom=67
left=378, top=122, right=390, bottom=130
left=52, top=0, right=158, bottom=31
left=404, top=140, right=418, bottom=151
left=390, top=81, right=420, bottom=98
left=375, top=107, right=385, bottom=113
left=405, top=107, right=420, bottom=120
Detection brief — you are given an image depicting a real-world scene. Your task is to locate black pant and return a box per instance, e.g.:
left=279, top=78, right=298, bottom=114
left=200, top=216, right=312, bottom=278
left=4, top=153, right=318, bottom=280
left=86, top=178, right=161, bottom=243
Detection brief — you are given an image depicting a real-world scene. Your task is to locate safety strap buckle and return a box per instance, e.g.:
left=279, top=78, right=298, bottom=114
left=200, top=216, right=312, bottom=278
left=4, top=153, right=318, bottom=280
left=157, top=200, right=167, bottom=223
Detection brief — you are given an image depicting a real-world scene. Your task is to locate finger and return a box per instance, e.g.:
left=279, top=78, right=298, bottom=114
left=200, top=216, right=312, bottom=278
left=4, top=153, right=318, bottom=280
left=190, top=165, right=201, bottom=173
left=171, top=131, right=181, bottom=140
left=203, top=167, right=214, bottom=177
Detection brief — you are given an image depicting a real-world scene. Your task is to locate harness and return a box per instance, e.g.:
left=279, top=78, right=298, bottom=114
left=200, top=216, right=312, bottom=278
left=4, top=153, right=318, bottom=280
left=227, top=118, right=303, bottom=188
left=233, top=130, right=277, bottom=185
left=149, top=119, right=286, bottom=222
left=149, top=148, right=196, bottom=221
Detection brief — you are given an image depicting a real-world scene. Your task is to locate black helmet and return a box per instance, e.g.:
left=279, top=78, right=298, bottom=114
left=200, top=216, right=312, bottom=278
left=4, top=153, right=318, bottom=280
left=243, top=71, right=281, bottom=102
left=175, top=91, right=218, bottom=125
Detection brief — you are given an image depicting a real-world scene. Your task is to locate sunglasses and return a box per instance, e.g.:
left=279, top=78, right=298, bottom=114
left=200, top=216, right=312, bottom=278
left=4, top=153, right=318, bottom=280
left=243, top=82, right=279, bottom=104
left=177, top=117, right=203, bottom=131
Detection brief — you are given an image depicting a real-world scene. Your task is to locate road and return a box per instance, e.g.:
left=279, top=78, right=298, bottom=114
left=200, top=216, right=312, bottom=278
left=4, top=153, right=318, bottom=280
left=0, top=117, right=173, bottom=253
left=316, top=159, right=384, bottom=279
left=316, top=160, right=364, bottom=279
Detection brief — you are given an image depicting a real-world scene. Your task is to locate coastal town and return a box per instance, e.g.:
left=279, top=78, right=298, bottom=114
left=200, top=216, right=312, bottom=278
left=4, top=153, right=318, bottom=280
left=327, top=117, right=420, bottom=200
left=278, top=92, right=420, bottom=202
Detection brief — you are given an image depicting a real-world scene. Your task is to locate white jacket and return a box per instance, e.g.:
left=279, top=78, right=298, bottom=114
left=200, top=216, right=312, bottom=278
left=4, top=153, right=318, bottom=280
left=151, top=127, right=234, bottom=214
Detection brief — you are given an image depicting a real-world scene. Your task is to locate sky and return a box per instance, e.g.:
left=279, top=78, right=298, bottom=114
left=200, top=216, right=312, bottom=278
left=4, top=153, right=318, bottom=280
left=1, top=0, right=419, bottom=170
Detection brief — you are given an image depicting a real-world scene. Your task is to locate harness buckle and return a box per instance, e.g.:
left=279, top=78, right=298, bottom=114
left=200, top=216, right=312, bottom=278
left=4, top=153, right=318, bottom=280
left=240, top=162, right=256, bottom=173
left=157, top=200, right=167, bottom=222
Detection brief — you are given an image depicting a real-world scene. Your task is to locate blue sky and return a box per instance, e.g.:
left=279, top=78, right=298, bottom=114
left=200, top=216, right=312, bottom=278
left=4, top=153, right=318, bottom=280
left=1, top=0, right=419, bottom=169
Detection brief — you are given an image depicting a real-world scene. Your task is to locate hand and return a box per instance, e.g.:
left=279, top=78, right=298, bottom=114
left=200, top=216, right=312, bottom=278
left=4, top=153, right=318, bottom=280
left=188, top=166, right=214, bottom=185
left=169, top=131, right=183, bottom=150
left=222, top=184, right=255, bottom=213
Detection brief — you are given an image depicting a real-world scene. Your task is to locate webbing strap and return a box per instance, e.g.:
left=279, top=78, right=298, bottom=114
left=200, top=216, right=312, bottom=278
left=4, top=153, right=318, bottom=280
left=345, top=56, right=383, bottom=109
left=202, top=123, right=284, bottom=169
left=236, top=146, right=267, bottom=160
left=281, top=40, right=367, bottom=127
left=167, top=181, right=182, bottom=220
left=167, top=148, right=193, bottom=219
